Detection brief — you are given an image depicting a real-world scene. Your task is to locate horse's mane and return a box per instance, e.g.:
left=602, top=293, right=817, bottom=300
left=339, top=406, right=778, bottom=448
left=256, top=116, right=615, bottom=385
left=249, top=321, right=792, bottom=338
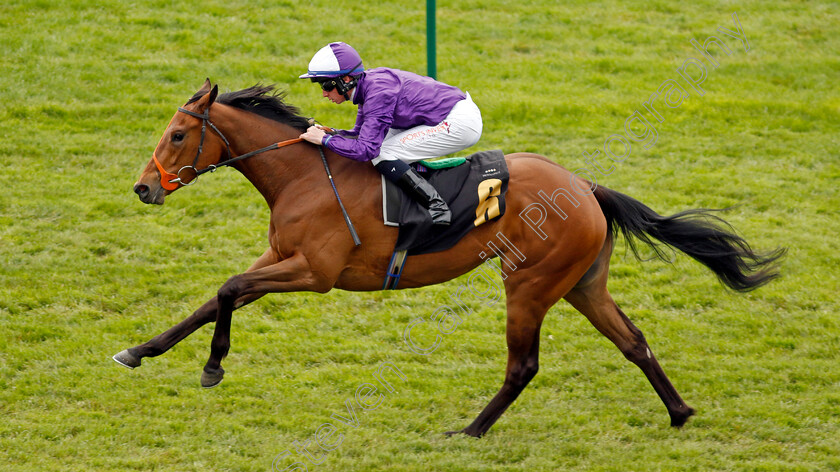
left=187, top=84, right=311, bottom=132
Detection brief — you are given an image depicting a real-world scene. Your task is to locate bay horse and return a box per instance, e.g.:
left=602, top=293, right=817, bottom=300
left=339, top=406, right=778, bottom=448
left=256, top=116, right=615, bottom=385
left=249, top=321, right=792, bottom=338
left=115, top=80, right=784, bottom=437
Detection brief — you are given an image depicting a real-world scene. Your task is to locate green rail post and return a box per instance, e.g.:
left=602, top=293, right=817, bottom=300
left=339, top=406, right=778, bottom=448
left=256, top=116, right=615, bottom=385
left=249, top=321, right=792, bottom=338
left=427, top=0, right=436, bottom=79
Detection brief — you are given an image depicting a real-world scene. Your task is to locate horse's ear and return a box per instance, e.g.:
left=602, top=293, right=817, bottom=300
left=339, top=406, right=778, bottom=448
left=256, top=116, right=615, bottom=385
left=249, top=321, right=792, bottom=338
left=193, top=82, right=219, bottom=112
left=207, top=85, right=218, bottom=106
left=198, top=78, right=212, bottom=94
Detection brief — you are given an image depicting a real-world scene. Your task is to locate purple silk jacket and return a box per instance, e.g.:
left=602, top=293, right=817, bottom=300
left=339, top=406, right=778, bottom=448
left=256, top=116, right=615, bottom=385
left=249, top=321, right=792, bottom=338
left=322, top=67, right=466, bottom=162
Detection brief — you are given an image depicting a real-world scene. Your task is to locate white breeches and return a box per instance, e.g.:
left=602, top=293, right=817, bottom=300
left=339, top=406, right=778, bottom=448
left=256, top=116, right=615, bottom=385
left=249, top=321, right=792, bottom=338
left=371, top=92, right=483, bottom=165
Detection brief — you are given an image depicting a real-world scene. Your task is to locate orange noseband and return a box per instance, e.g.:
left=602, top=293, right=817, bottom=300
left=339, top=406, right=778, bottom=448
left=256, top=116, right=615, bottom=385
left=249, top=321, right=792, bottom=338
left=152, top=151, right=181, bottom=191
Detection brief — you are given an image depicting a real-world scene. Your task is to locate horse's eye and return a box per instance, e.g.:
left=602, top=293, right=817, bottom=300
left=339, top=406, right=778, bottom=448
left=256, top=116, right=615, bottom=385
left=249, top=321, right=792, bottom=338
left=172, top=132, right=185, bottom=142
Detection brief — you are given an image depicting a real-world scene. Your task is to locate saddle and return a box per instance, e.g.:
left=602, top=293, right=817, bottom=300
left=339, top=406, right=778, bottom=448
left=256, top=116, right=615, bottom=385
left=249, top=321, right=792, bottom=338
left=381, top=150, right=509, bottom=256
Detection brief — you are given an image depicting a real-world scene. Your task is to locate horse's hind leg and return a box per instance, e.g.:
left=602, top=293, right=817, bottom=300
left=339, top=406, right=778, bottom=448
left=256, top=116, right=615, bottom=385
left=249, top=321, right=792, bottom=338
left=447, top=299, right=544, bottom=437
left=448, top=267, right=584, bottom=438
left=563, top=239, right=695, bottom=427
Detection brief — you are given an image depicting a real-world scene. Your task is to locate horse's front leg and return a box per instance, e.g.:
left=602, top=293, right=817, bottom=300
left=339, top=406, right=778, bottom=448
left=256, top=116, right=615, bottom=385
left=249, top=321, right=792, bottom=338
left=113, top=293, right=266, bottom=369
left=113, top=248, right=276, bottom=370
left=201, top=252, right=329, bottom=388
left=113, top=297, right=219, bottom=368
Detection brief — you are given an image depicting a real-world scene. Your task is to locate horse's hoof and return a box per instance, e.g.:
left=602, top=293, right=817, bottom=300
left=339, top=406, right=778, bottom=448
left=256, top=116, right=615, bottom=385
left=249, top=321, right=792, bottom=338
left=201, top=367, right=225, bottom=388
left=113, top=349, right=142, bottom=369
left=445, top=428, right=481, bottom=438
left=670, top=406, right=696, bottom=428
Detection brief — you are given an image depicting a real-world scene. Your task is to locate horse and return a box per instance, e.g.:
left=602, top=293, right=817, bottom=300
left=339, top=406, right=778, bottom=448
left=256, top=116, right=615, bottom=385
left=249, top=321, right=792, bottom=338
left=115, top=79, right=785, bottom=437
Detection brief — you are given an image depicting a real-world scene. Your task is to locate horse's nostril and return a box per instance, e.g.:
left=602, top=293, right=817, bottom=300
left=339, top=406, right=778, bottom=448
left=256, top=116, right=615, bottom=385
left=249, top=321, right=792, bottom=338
left=134, top=183, right=150, bottom=198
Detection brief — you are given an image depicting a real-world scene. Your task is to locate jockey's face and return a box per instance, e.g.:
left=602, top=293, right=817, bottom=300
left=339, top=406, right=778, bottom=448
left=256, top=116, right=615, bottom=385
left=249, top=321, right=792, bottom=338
left=322, top=86, right=346, bottom=104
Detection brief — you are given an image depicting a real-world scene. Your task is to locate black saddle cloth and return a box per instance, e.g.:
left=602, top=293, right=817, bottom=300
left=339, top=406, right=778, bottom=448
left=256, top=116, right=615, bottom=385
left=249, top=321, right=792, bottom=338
left=385, top=150, right=509, bottom=255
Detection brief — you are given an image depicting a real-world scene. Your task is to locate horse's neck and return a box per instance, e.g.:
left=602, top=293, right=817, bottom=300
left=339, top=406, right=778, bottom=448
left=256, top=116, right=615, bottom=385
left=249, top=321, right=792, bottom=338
left=214, top=106, right=379, bottom=235
left=217, top=107, right=313, bottom=204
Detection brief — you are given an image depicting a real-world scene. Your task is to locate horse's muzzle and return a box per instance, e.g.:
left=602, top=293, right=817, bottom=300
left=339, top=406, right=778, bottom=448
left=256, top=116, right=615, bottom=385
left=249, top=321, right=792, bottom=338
left=134, top=182, right=164, bottom=205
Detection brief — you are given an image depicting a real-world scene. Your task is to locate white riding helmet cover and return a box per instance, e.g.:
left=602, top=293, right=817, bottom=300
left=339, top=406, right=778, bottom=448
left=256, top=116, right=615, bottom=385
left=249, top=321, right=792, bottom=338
left=299, top=42, right=364, bottom=79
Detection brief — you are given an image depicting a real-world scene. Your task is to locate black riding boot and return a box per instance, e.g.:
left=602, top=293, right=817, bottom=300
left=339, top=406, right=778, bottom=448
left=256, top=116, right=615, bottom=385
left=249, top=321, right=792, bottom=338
left=396, top=168, right=452, bottom=226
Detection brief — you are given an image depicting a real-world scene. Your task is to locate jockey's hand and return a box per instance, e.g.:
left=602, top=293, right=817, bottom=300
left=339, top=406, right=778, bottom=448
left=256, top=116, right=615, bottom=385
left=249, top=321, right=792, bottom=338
left=315, top=124, right=337, bottom=135
left=300, top=125, right=327, bottom=145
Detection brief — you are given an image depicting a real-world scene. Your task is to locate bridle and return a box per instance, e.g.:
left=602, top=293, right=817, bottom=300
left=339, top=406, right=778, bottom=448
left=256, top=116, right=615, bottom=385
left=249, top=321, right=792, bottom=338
left=150, top=102, right=361, bottom=246
left=152, top=106, right=303, bottom=191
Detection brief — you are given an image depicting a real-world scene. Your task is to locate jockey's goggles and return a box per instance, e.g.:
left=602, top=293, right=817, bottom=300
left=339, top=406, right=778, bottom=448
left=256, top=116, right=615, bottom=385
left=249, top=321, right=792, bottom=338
left=319, top=78, right=340, bottom=92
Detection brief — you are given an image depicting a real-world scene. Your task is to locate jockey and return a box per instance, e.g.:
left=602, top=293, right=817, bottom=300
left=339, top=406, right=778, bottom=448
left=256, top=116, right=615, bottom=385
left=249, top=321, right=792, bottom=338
left=299, top=42, right=483, bottom=226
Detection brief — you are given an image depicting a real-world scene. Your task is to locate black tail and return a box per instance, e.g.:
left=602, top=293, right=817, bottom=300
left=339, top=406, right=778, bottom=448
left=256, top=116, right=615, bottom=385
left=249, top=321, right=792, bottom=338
left=593, top=186, right=786, bottom=292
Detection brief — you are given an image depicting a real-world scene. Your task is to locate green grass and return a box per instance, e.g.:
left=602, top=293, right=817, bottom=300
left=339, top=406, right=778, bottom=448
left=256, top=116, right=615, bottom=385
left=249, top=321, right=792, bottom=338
left=1, top=0, right=839, bottom=470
